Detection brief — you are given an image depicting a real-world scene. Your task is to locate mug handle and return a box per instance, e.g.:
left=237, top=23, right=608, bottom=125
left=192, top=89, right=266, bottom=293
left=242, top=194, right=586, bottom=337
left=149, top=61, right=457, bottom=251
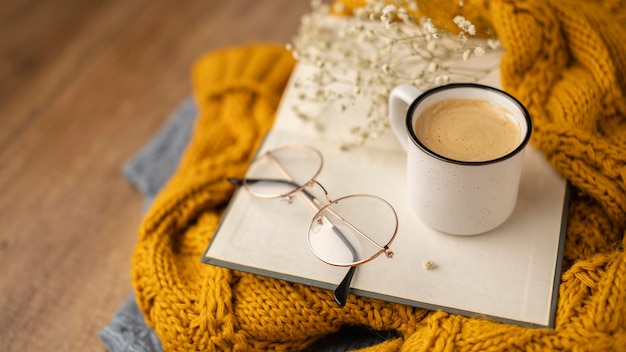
left=388, top=84, right=422, bottom=151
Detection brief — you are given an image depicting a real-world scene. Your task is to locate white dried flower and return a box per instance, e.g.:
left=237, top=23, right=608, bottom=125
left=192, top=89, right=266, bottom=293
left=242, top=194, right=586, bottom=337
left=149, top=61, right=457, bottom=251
left=434, top=74, right=450, bottom=85
left=488, top=38, right=501, bottom=50
left=462, top=49, right=472, bottom=61
left=453, top=15, right=476, bottom=36
left=468, top=24, right=476, bottom=36
left=289, top=0, right=500, bottom=148
left=422, top=18, right=438, bottom=34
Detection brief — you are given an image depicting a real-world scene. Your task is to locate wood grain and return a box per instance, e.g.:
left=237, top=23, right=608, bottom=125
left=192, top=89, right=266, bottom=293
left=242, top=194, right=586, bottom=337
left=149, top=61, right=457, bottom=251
left=0, top=1, right=310, bottom=350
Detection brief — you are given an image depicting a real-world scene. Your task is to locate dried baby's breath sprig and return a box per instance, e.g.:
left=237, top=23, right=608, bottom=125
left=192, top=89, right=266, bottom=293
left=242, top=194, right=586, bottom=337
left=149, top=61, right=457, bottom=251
left=289, top=0, right=501, bottom=148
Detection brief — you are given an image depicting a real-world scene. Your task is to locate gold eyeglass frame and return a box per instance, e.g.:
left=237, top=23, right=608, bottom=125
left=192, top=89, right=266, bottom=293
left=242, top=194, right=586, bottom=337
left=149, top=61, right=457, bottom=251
left=241, top=145, right=397, bottom=265
left=237, top=144, right=398, bottom=306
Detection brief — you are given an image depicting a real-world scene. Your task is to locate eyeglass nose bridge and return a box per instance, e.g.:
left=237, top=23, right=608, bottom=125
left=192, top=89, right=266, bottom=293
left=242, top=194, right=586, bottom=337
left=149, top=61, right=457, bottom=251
left=306, top=179, right=333, bottom=204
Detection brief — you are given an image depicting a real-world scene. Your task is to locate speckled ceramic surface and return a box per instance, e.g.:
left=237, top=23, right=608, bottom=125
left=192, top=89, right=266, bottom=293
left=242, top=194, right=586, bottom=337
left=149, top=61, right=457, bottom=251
left=389, top=83, right=532, bottom=235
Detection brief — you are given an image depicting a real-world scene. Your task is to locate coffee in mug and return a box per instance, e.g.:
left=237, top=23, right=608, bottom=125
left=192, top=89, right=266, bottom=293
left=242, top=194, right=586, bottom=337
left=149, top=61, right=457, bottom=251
left=389, top=83, right=532, bottom=235
left=413, top=98, right=521, bottom=162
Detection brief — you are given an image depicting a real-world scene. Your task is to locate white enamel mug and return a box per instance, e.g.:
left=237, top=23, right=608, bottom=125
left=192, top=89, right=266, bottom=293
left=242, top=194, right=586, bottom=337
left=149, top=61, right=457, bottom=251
left=389, top=83, right=532, bottom=235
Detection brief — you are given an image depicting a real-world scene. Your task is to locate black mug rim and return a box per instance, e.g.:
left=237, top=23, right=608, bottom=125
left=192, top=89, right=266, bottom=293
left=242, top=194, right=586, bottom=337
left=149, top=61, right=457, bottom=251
left=405, top=83, right=533, bottom=166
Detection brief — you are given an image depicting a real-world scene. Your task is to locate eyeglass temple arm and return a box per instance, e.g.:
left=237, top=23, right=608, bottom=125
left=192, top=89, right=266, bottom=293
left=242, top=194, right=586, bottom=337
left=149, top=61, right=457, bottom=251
left=227, top=177, right=318, bottom=202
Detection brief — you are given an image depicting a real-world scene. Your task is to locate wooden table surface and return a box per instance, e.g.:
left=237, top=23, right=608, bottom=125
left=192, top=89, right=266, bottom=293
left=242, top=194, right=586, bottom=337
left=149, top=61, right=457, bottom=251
left=0, top=1, right=311, bottom=350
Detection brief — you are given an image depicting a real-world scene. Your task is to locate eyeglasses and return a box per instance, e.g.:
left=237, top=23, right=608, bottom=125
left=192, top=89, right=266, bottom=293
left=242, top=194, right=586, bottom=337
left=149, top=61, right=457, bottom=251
left=229, top=145, right=398, bottom=307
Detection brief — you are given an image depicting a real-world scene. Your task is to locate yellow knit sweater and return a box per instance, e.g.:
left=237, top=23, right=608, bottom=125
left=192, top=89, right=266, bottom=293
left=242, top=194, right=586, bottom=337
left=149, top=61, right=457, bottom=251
left=132, top=0, right=626, bottom=350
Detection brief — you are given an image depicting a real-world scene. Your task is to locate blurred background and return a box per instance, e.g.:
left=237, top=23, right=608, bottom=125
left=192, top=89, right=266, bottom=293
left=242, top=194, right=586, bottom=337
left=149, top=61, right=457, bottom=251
left=0, top=1, right=311, bottom=350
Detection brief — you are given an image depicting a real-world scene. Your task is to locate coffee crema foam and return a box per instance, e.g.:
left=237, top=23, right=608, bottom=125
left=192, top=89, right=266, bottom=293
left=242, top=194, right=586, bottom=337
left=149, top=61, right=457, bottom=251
left=413, top=99, right=521, bottom=162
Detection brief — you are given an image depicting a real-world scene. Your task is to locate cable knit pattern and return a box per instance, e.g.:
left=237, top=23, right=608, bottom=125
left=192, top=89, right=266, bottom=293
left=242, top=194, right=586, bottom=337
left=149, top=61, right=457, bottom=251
left=132, top=0, right=626, bottom=349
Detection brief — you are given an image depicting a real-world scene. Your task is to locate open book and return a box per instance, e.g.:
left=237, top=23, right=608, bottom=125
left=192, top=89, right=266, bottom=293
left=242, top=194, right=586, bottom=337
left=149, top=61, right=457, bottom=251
left=202, top=43, right=569, bottom=328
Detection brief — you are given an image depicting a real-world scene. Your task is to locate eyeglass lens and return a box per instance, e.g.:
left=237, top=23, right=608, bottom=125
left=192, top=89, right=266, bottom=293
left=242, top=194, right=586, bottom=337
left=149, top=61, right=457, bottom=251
left=308, top=194, right=397, bottom=267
